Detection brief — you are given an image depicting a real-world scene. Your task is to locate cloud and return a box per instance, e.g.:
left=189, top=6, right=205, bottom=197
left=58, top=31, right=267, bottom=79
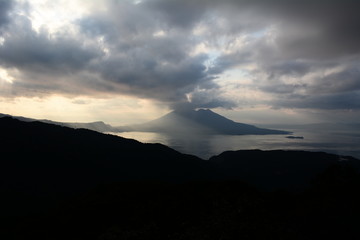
left=1, top=0, right=360, bottom=114
left=0, top=17, right=102, bottom=72
left=78, top=0, right=235, bottom=107
left=0, top=0, right=223, bottom=108
left=171, top=86, right=236, bottom=111
left=205, top=0, right=360, bottom=111
left=208, top=50, right=254, bottom=75
left=310, top=65, right=360, bottom=94
left=0, top=12, right=105, bottom=97
left=274, top=91, right=360, bottom=110
left=145, top=0, right=209, bottom=29
left=0, top=0, right=12, bottom=29
left=270, top=1, right=360, bottom=59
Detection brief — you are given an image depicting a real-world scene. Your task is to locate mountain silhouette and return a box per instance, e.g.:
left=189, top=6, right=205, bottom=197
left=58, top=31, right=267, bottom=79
left=118, top=109, right=290, bottom=135
left=1, top=115, right=360, bottom=239
left=1, top=115, right=358, bottom=195
left=0, top=116, right=208, bottom=187
left=0, top=113, right=117, bottom=132
left=43, top=119, right=117, bottom=132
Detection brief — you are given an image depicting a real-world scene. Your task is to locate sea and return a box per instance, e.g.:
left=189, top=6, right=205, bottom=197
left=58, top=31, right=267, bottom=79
left=108, top=127, right=360, bottom=160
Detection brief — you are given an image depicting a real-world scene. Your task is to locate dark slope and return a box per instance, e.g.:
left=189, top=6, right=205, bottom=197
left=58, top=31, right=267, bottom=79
left=118, top=109, right=290, bottom=135
left=1, top=116, right=359, bottom=195
left=1, top=116, right=360, bottom=239
left=209, top=150, right=360, bottom=190
left=0, top=117, right=208, bottom=198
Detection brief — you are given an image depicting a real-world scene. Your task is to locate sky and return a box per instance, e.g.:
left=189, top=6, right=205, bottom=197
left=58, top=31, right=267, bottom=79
left=0, top=0, right=360, bottom=125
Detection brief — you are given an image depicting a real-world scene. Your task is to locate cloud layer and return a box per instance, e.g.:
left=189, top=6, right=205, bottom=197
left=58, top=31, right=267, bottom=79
left=0, top=0, right=360, bottom=112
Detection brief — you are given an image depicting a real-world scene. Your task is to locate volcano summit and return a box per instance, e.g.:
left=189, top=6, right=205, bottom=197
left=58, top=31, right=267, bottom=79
left=117, top=109, right=290, bottom=135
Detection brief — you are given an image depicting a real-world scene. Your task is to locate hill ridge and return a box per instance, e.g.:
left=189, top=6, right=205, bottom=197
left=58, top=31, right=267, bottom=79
left=1, top=115, right=360, bottom=240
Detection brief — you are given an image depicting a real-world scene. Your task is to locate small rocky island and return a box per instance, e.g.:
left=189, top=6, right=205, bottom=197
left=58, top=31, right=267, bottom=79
left=286, top=136, right=305, bottom=139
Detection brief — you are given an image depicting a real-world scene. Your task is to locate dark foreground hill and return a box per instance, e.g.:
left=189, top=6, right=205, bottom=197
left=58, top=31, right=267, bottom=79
left=1, top=116, right=360, bottom=239
left=118, top=109, right=290, bottom=135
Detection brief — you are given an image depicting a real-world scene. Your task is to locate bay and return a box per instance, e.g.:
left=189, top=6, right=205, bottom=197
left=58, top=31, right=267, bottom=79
left=108, top=128, right=360, bottom=160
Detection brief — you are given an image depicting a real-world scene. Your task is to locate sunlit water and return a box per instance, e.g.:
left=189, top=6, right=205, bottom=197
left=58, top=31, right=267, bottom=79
left=108, top=128, right=360, bottom=160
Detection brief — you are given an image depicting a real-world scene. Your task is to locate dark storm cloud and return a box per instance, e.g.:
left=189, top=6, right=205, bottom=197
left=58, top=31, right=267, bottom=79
left=92, top=52, right=212, bottom=103
left=270, top=1, right=360, bottom=59
left=1, top=0, right=360, bottom=112
left=275, top=91, right=360, bottom=110
left=145, top=0, right=208, bottom=29
left=0, top=17, right=102, bottom=72
left=0, top=14, right=104, bottom=96
left=203, top=0, right=360, bottom=111
left=145, top=0, right=360, bottom=58
left=266, top=61, right=312, bottom=78
left=189, top=90, right=237, bottom=109
left=0, top=0, right=226, bottom=108
left=208, top=51, right=253, bottom=75
left=219, top=0, right=360, bottom=58
left=75, top=0, right=231, bottom=107
left=256, top=58, right=360, bottom=110
left=263, top=63, right=360, bottom=110
left=170, top=90, right=236, bottom=112
left=261, top=84, right=307, bottom=95
left=311, top=66, right=360, bottom=94
left=0, top=0, right=12, bottom=28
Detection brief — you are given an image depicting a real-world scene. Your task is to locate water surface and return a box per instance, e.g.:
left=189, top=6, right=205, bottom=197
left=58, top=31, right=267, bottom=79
left=109, top=128, right=360, bottom=159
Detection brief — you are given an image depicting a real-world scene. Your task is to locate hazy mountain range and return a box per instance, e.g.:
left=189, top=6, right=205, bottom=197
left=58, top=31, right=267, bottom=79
left=0, top=113, right=117, bottom=132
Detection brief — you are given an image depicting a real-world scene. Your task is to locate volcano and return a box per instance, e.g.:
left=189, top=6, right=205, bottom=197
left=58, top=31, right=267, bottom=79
left=117, top=109, right=290, bottom=135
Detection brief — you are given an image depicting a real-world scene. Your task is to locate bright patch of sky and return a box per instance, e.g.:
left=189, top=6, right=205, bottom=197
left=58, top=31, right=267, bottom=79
left=0, top=68, right=14, bottom=83
left=16, top=0, right=86, bottom=34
